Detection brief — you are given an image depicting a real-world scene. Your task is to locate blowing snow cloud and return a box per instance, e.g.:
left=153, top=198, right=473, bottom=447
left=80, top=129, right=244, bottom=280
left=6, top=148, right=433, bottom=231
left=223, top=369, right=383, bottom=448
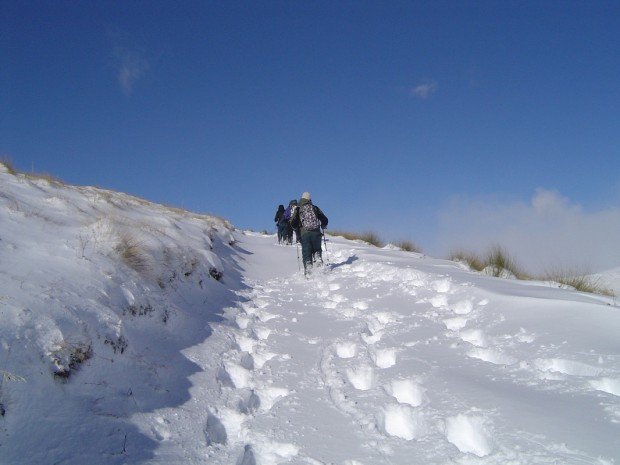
left=435, top=188, right=620, bottom=274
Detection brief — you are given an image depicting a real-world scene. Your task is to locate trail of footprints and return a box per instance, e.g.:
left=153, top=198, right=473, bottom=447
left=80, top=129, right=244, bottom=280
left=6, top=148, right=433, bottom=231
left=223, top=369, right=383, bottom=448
left=205, top=251, right=620, bottom=463
left=314, top=257, right=619, bottom=460
left=208, top=287, right=300, bottom=464
left=314, top=264, right=498, bottom=457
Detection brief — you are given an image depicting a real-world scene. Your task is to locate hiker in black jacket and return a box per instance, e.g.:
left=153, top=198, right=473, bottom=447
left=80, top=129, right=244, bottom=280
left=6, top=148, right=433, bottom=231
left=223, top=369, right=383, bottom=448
left=290, top=192, right=328, bottom=274
left=274, top=204, right=286, bottom=244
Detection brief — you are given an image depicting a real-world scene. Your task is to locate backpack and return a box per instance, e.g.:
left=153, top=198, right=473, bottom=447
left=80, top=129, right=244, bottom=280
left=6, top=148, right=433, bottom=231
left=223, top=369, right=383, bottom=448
left=299, top=203, right=320, bottom=230
left=284, top=206, right=292, bottom=221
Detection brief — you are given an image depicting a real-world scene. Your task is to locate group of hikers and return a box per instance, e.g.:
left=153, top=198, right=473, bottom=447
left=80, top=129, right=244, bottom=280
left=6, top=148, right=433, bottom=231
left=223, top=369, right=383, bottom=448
left=274, top=192, right=328, bottom=275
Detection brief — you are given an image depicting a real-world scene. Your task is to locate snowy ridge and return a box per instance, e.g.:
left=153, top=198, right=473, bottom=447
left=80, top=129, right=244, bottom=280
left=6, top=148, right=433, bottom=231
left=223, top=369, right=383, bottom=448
left=1, top=167, right=620, bottom=464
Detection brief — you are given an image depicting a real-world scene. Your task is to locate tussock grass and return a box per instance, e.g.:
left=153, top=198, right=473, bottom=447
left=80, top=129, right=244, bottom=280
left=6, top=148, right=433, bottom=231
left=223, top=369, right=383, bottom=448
left=116, top=233, right=149, bottom=273
left=544, top=268, right=615, bottom=297
left=450, top=246, right=614, bottom=297
left=328, top=230, right=383, bottom=247
left=450, top=246, right=528, bottom=279
left=449, top=250, right=485, bottom=271
left=394, top=239, right=422, bottom=253
left=485, top=245, right=529, bottom=280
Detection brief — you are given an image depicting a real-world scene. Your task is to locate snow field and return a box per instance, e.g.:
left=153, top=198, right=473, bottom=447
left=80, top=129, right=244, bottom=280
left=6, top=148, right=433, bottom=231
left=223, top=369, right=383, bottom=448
left=197, top=236, right=620, bottom=464
left=2, top=170, right=619, bottom=464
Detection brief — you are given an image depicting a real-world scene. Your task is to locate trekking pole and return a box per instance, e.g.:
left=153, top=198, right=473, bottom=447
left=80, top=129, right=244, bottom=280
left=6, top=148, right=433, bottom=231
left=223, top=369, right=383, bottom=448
left=321, top=228, right=329, bottom=263
left=296, top=241, right=301, bottom=271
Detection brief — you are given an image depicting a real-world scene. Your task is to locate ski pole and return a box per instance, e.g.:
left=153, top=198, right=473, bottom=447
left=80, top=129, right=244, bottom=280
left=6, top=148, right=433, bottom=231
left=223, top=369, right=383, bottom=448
left=296, top=241, right=301, bottom=271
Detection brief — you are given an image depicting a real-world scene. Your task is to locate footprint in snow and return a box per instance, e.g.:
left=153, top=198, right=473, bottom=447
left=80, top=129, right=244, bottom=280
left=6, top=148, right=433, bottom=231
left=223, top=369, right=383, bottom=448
left=431, top=278, right=452, bottom=293
left=384, top=378, right=426, bottom=407
left=361, top=330, right=383, bottom=345
left=428, top=294, right=448, bottom=309
left=255, top=386, right=290, bottom=412
left=339, top=307, right=359, bottom=318
left=238, top=390, right=261, bottom=414
left=252, top=350, right=277, bottom=369
left=450, top=299, right=474, bottom=315
left=236, top=314, right=251, bottom=330
left=459, top=328, right=488, bottom=347
left=467, top=347, right=517, bottom=366
left=379, top=404, right=426, bottom=441
left=252, top=326, right=271, bottom=341
left=371, top=348, right=397, bottom=369
left=206, top=407, right=246, bottom=446
left=255, top=309, right=278, bottom=322
left=442, top=413, right=493, bottom=457
left=365, top=318, right=385, bottom=336
left=205, top=410, right=227, bottom=446
left=239, top=301, right=258, bottom=315
left=346, top=365, right=375, bottom=391
left=221, top=360, right=253, bottom=389
left=443, top=317, right=468, bottom=331
left=335, top=342, right=357, bottom=359
left=234, top=333, right=258, bottom=354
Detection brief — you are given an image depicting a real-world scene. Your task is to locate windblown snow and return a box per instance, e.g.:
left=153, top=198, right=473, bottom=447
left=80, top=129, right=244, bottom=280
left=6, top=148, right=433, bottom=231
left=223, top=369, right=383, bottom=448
left=1, top=165, right=619, bottom=464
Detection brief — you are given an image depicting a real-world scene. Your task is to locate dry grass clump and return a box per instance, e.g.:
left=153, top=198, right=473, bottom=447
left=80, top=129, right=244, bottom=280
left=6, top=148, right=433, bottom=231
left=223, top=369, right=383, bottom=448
left=329, top=230, right=383, bottom=247
left=485, top=245, right=529, bottom=280
left=394, top=240, right=422, bottom=253
left=25, top=172, right=65, bottom=187
left=0, top=157, right=17, bottom=175
left=450, top=246, right=614, bottom=297
left=0, top=158, right=64, bottom=186
left=449, top=250, right=485, bottom=271
left=544, top=268, right=615, bottom=297
left=450, top=246, right=528, bottom=279
left=115, top=233, right=149, bottom=273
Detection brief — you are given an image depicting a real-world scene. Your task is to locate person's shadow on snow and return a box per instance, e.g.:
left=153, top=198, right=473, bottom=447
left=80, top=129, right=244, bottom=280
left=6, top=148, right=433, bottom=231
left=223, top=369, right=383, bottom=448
left=328, top=254, right=358, bottom=270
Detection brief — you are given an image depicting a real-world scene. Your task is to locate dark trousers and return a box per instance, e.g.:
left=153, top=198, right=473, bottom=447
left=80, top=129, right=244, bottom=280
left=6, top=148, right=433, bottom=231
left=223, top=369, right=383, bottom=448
left=277, top=223, right=288, bottom=243
left=301, top=229, right=323, bottom=271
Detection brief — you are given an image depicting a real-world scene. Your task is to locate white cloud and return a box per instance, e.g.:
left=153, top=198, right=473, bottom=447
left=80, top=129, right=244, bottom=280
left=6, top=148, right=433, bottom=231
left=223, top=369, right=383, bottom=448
left=113, top=46, right=150, bottom=96
left=434, top=189, right=620, bottom=273
left=410, top=81, right=438, bottom=99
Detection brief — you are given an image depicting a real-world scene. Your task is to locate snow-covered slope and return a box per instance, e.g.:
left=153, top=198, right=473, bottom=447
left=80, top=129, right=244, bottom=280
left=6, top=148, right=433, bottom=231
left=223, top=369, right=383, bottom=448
left=0, top=167, right=236, bottom=464
left=594, top=267, right=620, bottom=298
left=1, top=166, right=619, bottom=464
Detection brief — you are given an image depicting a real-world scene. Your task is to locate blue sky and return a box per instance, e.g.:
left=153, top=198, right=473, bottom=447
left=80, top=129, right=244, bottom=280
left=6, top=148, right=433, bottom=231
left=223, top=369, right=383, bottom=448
left=2, top=1, right=620, bottom=269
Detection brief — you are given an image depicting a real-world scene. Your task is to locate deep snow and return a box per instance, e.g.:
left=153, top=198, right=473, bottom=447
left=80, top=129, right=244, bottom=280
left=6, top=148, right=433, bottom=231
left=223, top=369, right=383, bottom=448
left=1, top=166, right=619, bottom=464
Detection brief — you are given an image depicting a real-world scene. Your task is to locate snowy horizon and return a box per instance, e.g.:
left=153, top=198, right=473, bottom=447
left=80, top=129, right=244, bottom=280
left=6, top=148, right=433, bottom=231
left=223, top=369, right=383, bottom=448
left=1, top=166, right=619, bottom=464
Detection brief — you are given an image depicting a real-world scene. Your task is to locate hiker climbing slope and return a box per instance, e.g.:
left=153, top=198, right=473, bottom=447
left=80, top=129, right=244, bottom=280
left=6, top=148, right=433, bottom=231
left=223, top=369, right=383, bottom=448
left=290, top=192, right=328, bottom=274
left=274, top=204, right=287, bottom=244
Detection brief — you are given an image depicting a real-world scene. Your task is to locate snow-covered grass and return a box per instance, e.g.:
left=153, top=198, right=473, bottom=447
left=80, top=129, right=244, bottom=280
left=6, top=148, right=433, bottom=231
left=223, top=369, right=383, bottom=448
left=392, top=239, right=422, bottom=253
left=450, top=245, right=615, bottom=297
left=544, top=267, right=615, bottom=297
left=450, top=245, right=529, bottom=280
left=1, top=165, right=620, bottom=465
